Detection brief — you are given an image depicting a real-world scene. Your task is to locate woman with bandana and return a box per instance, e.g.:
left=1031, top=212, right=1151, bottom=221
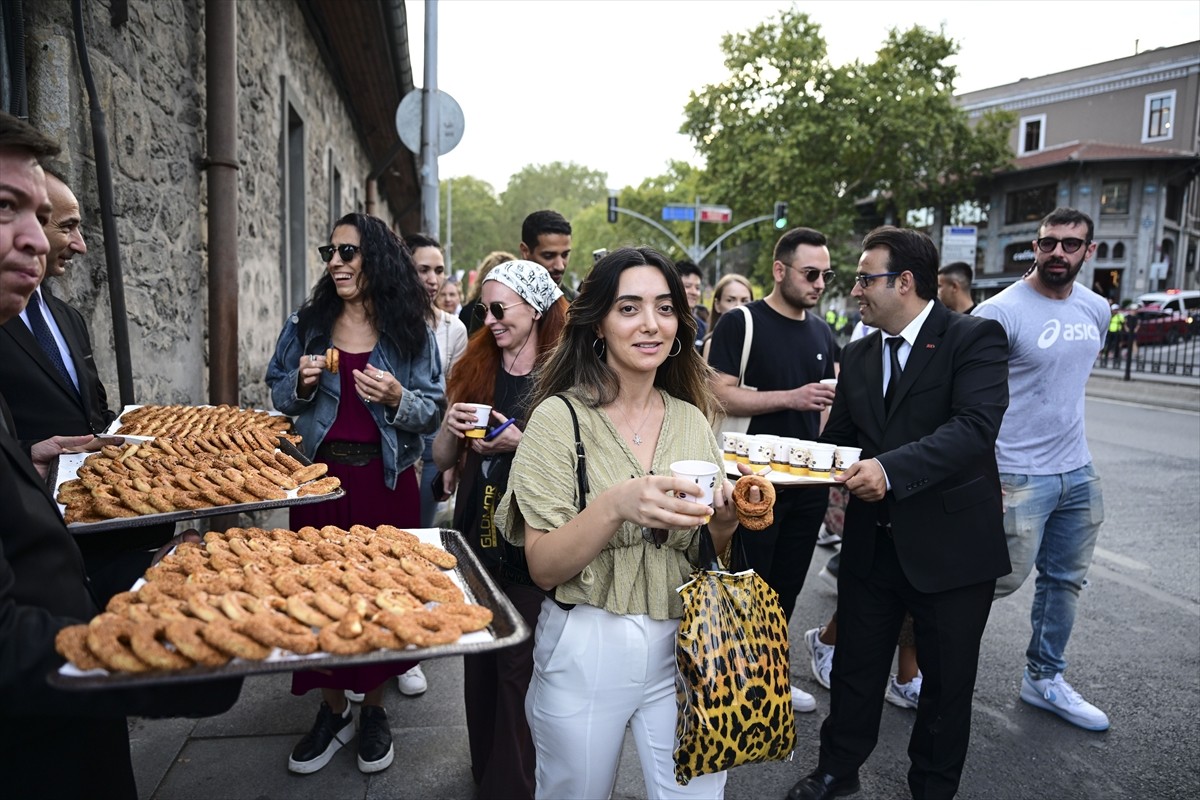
left=432, top=260, right=569, bottom=799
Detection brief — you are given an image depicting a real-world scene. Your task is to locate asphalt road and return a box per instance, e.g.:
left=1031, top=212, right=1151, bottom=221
left=687, top=396, right=1200, bottom=800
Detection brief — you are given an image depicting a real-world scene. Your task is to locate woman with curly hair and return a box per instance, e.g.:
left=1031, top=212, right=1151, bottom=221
left=432, top=260, right=568, bottom=799
left=497, top=247, right=741, bottom=799
left=266, top=212, right=445, bottom=776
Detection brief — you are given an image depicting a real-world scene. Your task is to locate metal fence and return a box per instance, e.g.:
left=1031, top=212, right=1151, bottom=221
left=1093, top=333, right=1199, bottom=378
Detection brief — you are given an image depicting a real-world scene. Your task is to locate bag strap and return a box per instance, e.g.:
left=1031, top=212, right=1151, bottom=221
left=735, top=304, right=753, bottom=387
left=556, top=394, right=589, bottom=511
left=697, top=525, right=750, bottom=572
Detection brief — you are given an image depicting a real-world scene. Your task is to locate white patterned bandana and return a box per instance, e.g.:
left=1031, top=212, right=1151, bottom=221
left=483, top=260, right=564, bottom=314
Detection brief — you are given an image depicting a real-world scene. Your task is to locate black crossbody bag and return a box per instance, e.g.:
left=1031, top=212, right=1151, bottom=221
left=496, top=394, right=586, bottom=611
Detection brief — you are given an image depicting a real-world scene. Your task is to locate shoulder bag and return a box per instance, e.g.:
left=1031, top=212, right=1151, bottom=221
left=711, top=304, right=755, bottom=436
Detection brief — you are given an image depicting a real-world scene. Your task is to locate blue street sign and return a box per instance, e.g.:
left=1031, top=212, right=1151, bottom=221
left=662, top=206, right=696, bottom=222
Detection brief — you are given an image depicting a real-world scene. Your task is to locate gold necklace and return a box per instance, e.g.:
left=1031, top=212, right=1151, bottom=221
left=611, top=396, right=657, bottom=446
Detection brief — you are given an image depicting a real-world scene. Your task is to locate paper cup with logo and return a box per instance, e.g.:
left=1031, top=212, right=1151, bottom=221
left=789, top=440, right=815, bottom=476
left=464, top=404, right=492, bottom=438
left=735, top=435, right=751, bottom=464
left=671, top=460, right=721, bottom=506
left=721, top=432, right=742, bottom=462
left=807, top=443, right=837, bottom=477
left=820, top=378, right=838, bottom=388
left=770, top=439, right=793, bottom=474
left=748, top=437, right=774, bottom=471
left=834, top=446, right=862, bottom=475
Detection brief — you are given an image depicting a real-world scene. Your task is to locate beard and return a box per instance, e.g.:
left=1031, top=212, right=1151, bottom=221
left=779, top=278, right=819, bottom=311
left=1035, top=255, right=1084, bottom=288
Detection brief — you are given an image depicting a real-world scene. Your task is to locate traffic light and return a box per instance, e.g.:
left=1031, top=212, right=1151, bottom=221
left=607, top=196, right=618, bottom=224
left=773, top=201, right=788, bottom=229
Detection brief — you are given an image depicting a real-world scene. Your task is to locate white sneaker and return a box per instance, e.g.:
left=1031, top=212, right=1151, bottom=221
left=397, top=664, right=427, bottom=696
left=816, top=524, right=842, bottom=547
left=790, top=685, right=816, bottom=713
left=817, top=564, right=838, bottom=593
left=804, top=627, right=834, bottom=689
left=344, top=689, right=365, bottom=703
left=884, top=673, right=922, bottom=710
left=1020, top=671, right=1109, bottom=731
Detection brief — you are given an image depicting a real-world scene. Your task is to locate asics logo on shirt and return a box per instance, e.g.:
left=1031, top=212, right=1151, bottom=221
left=1037, top=320, right=1101, bottom=349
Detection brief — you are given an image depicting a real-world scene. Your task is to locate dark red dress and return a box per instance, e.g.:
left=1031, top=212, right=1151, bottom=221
left=291, top=349, right=420, bottom=694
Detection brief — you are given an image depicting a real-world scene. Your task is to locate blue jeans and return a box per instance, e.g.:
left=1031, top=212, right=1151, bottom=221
left=993, top=463, right=1104, bottom=679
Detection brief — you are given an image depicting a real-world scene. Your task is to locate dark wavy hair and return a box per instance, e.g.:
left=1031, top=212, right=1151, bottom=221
left=530, top=246, right=715, bottom=417
left=297, top=212, right=428, bottom=353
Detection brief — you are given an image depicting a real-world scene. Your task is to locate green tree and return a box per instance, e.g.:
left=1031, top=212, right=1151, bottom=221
left=682, top=9, right=1013, bottom=291
left=499, top=161, right=609, bottom=244
left=439, top=176, right=506, bottom=277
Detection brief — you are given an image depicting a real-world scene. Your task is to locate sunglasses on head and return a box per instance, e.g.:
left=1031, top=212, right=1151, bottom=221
left=473, top=301, right=525, bottom=322
left=318, top=243, right=362, bottom=263
left=1035, top=237, right=1089, bottom=254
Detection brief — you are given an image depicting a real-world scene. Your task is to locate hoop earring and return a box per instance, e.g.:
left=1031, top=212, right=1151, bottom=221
left=668, top=338, right=682, bottom=357
left=592, top=338, right=606, bottom=359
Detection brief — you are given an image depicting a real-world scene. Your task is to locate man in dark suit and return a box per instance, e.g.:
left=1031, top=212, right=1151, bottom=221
left=787, top=226, right=1011, bottom=800
left=0, top=111, right=241, bottom=800
left=0, top=171, right=172, bottom=600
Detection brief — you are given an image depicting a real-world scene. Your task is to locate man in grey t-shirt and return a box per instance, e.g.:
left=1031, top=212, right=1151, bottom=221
left=974, top=207, right=1111, bottom=732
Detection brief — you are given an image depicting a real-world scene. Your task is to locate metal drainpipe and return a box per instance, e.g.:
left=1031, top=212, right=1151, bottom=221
left=205, top=0, right=238, bottom=405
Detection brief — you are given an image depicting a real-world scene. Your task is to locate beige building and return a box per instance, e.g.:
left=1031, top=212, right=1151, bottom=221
left=4, top=0, right=421, bottom=409
left=957, top=41, right=1200, bottom=303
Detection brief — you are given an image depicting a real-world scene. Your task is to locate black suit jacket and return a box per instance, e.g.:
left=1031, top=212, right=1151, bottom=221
left=822, top=301, right=1012, bottom=593
left=0, top=291, right=116, bottom=449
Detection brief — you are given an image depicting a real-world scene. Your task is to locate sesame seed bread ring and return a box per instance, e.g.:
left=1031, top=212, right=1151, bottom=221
left=733, top=474, right=777, bottom=531
left=86, top=615, right=151, bottom=673
left=164, top=619, right=231, bottom=667
left=130, top=621, right=194, bottom=671
left=55, top=624, right=107, bottom=671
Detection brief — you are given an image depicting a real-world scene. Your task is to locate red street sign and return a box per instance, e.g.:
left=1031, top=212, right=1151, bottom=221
left=699, top=206, right=732, bottom=223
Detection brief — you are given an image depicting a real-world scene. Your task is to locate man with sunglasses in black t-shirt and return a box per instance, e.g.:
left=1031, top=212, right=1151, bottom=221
left=708, top=226, right=839, bottom=715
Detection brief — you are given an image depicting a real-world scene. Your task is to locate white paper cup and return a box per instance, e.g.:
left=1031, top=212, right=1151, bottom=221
left=735, top=435, right=750, bottom=464
left=748, top=437, right=774, bottom=470
left=790, top=440, right=816, bottom=475
left=721, top=432, right=742, bottom=462
left=671, top=460, right=721, bottom=506
left=808, top=443, right=837, bottom=477
left=834, top=446, right=862, bottom=474
left=771, top=440, right=792, bottom=474
left=820, top=378, right=838, bottom=387
left=465, top=404, right=492, bottom=438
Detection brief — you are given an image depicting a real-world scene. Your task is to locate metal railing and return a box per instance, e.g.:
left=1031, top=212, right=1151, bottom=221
left=1093, top=333, right=1199, bottom=379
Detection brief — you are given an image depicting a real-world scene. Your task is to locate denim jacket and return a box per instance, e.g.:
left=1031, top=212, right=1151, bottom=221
left=265, top=311, right=446, bottom=490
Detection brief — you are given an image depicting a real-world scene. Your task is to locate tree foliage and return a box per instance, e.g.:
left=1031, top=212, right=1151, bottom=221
left=682, top=9, right=1014, bottom=289
left=498, top=161, right=609, bottom=242
left=438, top=176, right=505, bottom=277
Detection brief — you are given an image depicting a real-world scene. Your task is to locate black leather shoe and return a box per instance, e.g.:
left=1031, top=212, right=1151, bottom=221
left=786, top=770, right=861, bottom=800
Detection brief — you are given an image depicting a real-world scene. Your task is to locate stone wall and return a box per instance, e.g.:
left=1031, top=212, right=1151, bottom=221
left=25, top=0, right=376, bottom=412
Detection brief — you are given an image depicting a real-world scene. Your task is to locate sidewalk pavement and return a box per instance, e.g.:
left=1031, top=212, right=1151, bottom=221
left=1086, top=369, right=1200, bottom=411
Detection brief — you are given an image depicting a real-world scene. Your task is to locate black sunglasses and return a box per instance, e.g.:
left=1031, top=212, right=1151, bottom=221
left=1035, top=237, right=1089, bottom=254
left=786, top=265, right=836, bottom=284
left=318, top=243, right=362, bottom=263
left=473, top=301, right=524, bottom=322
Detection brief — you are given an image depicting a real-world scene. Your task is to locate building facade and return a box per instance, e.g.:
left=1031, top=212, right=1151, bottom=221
left=4, top=0, right=419, bottom=410
left=957, top=41, right=1200, bottom=303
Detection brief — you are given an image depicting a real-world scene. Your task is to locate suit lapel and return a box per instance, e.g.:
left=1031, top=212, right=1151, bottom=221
left=2, top=313, right=83, bottom=407
left=886, top=303, right=949, bottom=419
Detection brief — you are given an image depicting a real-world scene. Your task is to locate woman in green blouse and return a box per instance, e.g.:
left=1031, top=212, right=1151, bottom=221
left=498, top=247, right=739, bottom=799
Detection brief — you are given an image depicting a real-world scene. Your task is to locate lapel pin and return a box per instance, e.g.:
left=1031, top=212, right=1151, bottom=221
left=925, top=343, right=936, bottom=349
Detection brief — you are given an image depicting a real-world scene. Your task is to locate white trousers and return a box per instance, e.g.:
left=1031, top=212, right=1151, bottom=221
left=526, top=600, right=727, bottom=800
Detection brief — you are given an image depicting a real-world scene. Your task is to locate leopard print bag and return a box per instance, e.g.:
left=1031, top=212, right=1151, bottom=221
left=673, top=531, right=795, bottom=784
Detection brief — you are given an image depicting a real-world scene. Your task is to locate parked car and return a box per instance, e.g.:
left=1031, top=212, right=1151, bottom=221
left=1138, top=290, right=1200, bottom=334
left=1134, top=306, right=1191, bottom=345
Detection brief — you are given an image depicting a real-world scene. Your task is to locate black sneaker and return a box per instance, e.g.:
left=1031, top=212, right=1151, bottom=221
left=357, top=705, right=395, bottom=773
left=288, top=702, right=354, bottom=774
